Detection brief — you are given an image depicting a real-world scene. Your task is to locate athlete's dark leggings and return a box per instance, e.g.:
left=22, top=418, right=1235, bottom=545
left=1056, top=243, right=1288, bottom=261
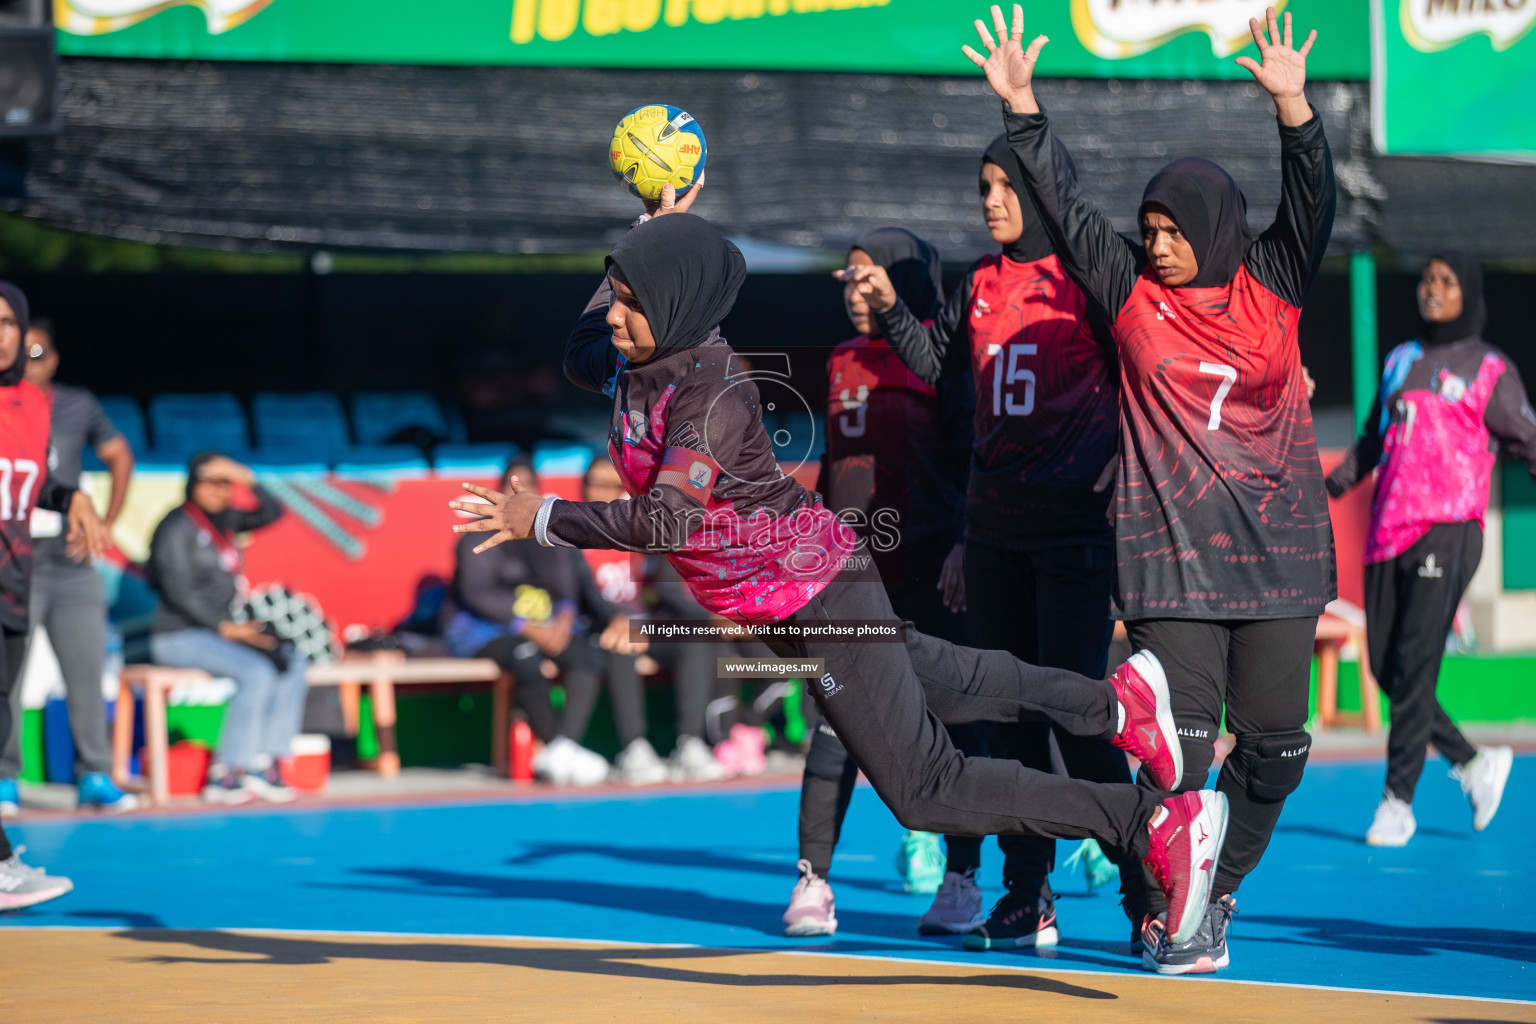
left=796, top=538, right=976, bottom=878
left=961, top=539, right=1146, bottom=908
left=0, top=625, right=29, bottom=861
left=1366, top=522, right=1480, bottom=802
left=1126, top=615, right=1316, bottom=906
left=478, top=635, right=603, bottom=746
left=774, top=562, right=1159, bottom=863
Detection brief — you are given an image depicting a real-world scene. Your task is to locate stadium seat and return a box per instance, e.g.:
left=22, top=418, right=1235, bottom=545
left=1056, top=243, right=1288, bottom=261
left=252, top=392, right=351, bottom=465
left=432, top=443, right=524, bottom=477
left=333, top=444, right=432, bottom=480
left=351, top=392, right=449, bottom=446
left=246, top=450, right=331, bottom=478
left=532, top=442, right=596, bottom=478
left=148, top=393, right=249, bottom=461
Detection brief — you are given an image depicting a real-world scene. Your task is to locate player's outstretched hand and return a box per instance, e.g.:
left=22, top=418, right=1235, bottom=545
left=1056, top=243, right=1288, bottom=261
left=962, top=4, right=1047, bottom=115
left=643, top=172, right=706, bottom=219
left=833, top=263, right=898, bottom=313
left=449, top=476, right=545, bottom=553
left=1235, top=6, right=1314, bottom=125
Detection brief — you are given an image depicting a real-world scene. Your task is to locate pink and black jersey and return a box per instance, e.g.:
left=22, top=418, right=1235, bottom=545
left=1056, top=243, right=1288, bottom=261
left=1008, top=109, right=1339, bottom=621
left=1329, top=338, right=1536, bottom=563
left=546, top=282, right=855, bottom=624
left=0, top=380, right=76, bottom=630
left=874, top=253, right=1119, bottom=549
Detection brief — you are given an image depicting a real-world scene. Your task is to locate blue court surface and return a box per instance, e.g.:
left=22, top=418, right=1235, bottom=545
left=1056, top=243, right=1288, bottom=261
left=4, top=755, right=1532, bottom=1004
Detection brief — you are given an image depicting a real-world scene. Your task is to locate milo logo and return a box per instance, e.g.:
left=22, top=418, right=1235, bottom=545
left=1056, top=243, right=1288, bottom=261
left=1402, top=0, right=1536, bottom=51
left=1071, top=0, right=1288, bottom=59
left=58, top=0, right=273, bottom=35
left=513, top=0, right=891, bottom=44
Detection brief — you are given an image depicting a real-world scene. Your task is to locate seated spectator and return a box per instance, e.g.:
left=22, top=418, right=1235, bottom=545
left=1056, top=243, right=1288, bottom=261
left=446, top=459, right=608, bottom=786
left=147, top=453, right=306, bottom=805
left=575, top=462, right=669, bottom=786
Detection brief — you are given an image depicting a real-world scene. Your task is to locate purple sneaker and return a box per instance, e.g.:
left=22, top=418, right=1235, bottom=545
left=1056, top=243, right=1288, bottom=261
left=783, top=860, right=837, bottom=937
left=917, top=869, right=987, bottom=935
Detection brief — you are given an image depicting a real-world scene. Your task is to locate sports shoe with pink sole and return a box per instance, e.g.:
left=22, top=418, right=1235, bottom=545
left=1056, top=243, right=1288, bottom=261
left=783, top=860, right=837, bottom=937
left=1108, top=651, right=1183, bottom=792
left=1142, top=790, right=1229, bottom=946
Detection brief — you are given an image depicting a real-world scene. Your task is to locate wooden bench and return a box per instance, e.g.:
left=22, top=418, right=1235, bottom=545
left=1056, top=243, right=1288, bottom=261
left=112, top=652, right=507, bottom=805
left=1314, top=607, right=1382, bottom=733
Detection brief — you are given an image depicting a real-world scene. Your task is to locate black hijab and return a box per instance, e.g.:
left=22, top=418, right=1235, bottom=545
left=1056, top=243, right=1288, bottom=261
left=983, top=134, right=1056, bottom=264
left=851, top=227, right=943, bottom=322
left=606, top=213, right=747, bottom=358
left=1139, top=158, right=1252, bottom=288
left=1421, top=251, right=1486, bottom=347
left=0, top=279, right=31, bottom=386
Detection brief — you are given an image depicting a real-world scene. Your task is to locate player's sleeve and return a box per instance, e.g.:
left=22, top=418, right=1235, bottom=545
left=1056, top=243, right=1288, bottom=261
left=565, top=278, right=622, bottom=395
left=84, top=392, right=122, bottom=450
left=873, top=271, right=973, bottom=387
left=538, top=380, right=751, bottom=553
left=34, top=475, right=77, bottom=513
left=1326, top=393, right=1385, bottom=498
left=1245, top=109, right=1336, bottom=309
left=1485, top=355, right=1536, bottom=480
left=228, top=483, right=285, bottom=532
left=1005, top=110, right=1140, bottom=320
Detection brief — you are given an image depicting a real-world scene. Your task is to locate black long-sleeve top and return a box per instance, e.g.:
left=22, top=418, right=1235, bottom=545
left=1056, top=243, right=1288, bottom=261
left=148, top=486, right=284, bottom=634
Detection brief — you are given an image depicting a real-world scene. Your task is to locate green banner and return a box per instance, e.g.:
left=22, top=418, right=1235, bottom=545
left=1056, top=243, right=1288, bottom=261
left=57, top=0, right=1368, bottom=79
left=1372, top=0, right=1536, bottom=157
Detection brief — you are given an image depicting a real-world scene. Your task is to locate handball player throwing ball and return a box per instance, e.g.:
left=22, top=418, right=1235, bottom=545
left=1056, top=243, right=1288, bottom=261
left=449, top=182, right=1230, bottom=949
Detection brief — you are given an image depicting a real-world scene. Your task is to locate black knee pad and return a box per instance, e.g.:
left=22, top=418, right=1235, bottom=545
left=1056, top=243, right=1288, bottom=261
left=804, top=721, right=851, bottom=780
left=1231, top=730, right=1311, bottom=802
left=1169, top=717, right=1217, bottom=789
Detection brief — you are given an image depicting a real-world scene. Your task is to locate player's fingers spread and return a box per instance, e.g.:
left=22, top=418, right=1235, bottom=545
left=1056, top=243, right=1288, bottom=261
left=1234, top=55, right=1259, bottom=78
left=1248, top=16, right=1265, bottom=51
left=507, top=474, right=529, bottom=494
left=1024, top=34, right=1049, bottom=62
left=991, top=4, right=1008, bottom=43
left=1299, top=29, right=1316, bottom=58
left=473, top=531, right=513, bottom=555
left=454, top=518, right=500, bottom=534
left=974, top=18, right=996, bottom=53
left=1011, top=3, right=1023, bottom=41
left=460, top=481, right=502, bottom=500
left=1267, top=5, right=1280, bottom=48
left=962, top=44, right=988, bottom=68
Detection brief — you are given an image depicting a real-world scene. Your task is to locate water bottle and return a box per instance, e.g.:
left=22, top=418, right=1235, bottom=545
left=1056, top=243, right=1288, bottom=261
left=510, top=715, right=535, bottom=783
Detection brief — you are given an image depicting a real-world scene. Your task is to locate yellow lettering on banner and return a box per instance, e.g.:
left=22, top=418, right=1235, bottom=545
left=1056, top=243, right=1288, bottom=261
left=731, top=0, right=765, bottom=18
left=768, top=0, right=790, bottom=13
left=584, top=0, right=624, bottom=35
left=694, top=0, right=728, bottom=23
left=664, top=0, right=690, bottom=25
left=626, top=0, right=663, bottom=31
left=793, top=0, right=827, bottom=12
left=511, top=0, right=538, bottom=42
left=538, top=0, right=580, bottom=39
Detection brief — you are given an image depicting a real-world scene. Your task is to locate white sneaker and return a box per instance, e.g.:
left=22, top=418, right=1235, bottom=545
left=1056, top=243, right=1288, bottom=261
left=1365, top=792, right=1416, bottom=847
left=917, top=870, right=987, bottom=934
left=533, top=736, right=609, bottom=787
left=670, top=735, right=727, bottom=783
left=1452, top=746, right=1513, bottom=832
left=613, top=739, right=669, bottom=787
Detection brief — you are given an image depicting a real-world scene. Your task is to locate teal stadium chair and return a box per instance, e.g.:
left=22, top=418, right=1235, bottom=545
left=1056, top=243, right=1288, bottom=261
left=83, top=395, right=148, bottom=472
left=252, top=392, right=352, bottom=467
left=532, top=443, right=597, bottom=478
left=147, top=393, right=250, bottom=465
left=333, top=444, right=432, bottom=481
left=431, top=443, right=525, bottom=478
left=351, top=392, right=449, bottom=446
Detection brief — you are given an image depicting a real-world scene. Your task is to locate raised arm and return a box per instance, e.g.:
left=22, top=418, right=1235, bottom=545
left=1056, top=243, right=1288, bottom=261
left=964, top=5, right=1138, bottom=319
left=565, top=278, right=622, bottom=395
left=850, top=269, right=972, bottom=386
left=1237, top=8, right=1336, bottom=308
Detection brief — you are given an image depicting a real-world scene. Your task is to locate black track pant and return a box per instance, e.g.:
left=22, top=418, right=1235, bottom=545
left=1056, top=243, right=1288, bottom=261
left=1366, top=522, right=1481, bottom=802
left=1126, top=616, right=1316, bottom=905
left=771, top=564, right=1159, bottom=857
left=0, top=626, right=29, bottom=861
left=797, top=537, right=977, bottom=878
left=961, top=540, right=1144, bottom=906
left=479, top=635, right=603, bottom=746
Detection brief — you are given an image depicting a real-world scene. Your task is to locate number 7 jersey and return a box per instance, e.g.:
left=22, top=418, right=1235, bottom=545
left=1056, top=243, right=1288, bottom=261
left=1114, top=264, right=1335, bottom=620
left=0, top=379, right=56, bottom=629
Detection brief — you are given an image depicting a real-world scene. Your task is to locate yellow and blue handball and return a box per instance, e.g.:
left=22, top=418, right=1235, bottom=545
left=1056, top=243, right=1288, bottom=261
left=609, top=104, right=707, bottom=202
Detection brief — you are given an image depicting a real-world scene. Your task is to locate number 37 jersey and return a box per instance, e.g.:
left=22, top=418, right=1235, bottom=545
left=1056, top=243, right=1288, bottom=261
left=0, top=380, right=56, bottom=629
left=1114, top=265, right=1335, bottom=621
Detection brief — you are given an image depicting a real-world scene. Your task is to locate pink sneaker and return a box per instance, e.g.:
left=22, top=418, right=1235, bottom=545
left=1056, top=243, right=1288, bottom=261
left=730, top=724, right=766, bottom=776
left=1143, top=790, right=1228, bottom=946
left=1109, top=651, right=1183, bottom=792
left=783, top=860, right=837, bottom=936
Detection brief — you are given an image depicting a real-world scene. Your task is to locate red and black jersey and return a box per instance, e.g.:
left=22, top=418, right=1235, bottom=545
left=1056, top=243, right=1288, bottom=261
left=874, top=253, right=1119, bottom=549
left=0, top=380, right=75, bottom=630
left=817, top=334, right=970, bottom=580
left=1007, top=109, right=1338, bottom=621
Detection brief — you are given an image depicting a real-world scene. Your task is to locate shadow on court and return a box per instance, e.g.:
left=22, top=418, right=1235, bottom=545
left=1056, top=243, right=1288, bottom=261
left=109, top=929, right=1119, bottom=999
left=1241, top=915, right=1536, bottom=964
left=501, top=842, right=903, bottom=894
